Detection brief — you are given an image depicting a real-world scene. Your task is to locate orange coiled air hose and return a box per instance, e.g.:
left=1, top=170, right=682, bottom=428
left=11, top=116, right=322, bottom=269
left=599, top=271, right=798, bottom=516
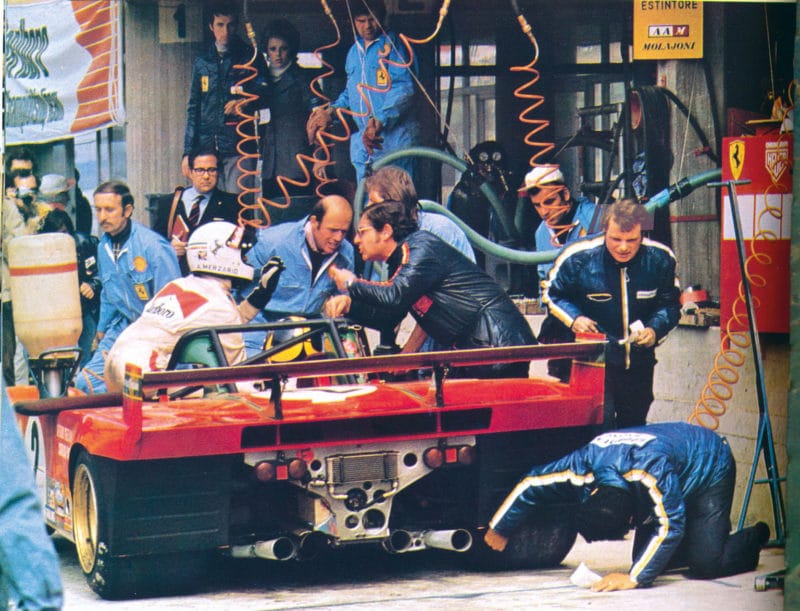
left=510, top=7, right=573, bottom=246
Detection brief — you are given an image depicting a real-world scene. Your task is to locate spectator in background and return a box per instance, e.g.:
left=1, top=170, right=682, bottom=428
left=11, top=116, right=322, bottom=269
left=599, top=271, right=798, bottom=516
left=182, top=2, right=268, bottom=194
left=75, top=181, right=181, bottom=394
left=73, top=168, right=94, bottom=235
left=38, top=173, right=75, bottom=213
left=7, top=169, right=49, bottom=234
left=0, top=381, right=63, bottom=610
left=156, top=148, right=242, bottom=275
left=306, top=0, right=421, bottom=182
left=542, top=199, right=680, bottom=428
left=40, top=209, right=101, bottom=368
left=1, top=195, right=27, bottom=386
left=3, top=156, right=47, bottom=386
left=4, top=146, right=38, bottom=198
left=260, top=18, right=321, bottom=200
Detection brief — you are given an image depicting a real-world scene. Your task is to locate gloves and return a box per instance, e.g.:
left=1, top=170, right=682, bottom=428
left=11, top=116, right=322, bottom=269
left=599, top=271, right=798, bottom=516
left=246, top=256, right=285, bottom=310
left=306, top=106, right=333, bottom=145
left=362, top=117, right=384, bottom=155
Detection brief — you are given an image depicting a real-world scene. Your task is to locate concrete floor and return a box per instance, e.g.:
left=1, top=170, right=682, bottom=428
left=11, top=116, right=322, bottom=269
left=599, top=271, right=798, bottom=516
left=57, top=534, right=784, bottom=610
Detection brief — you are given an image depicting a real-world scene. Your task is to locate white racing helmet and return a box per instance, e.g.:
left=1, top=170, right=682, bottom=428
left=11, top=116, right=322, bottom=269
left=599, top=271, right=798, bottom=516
left=185, top=221, right=254, bottom=281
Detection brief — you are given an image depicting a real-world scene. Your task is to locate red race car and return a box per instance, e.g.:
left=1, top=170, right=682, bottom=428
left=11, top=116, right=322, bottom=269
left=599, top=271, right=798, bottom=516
left=11, top=317, right=605, bottom=599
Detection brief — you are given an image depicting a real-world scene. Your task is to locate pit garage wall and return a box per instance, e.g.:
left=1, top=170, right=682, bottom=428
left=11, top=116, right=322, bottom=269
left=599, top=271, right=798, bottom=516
left=785, top=2, right=800, bottom=604
left=650, top=329, right=787, bottom=538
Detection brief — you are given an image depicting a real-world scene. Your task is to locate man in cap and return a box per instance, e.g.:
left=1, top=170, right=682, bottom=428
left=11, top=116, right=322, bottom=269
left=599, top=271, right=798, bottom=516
left=518, top=164, right=597, bottom=294
left=38, top=174, right=75, bottom=212
left=519, top=164, right=597, bottom=381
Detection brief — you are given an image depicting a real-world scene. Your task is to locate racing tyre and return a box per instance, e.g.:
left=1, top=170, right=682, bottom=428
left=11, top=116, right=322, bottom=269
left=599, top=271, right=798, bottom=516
left=72, top=451, right=211, bottom=599
left=469, top=508, right=578, bottom=571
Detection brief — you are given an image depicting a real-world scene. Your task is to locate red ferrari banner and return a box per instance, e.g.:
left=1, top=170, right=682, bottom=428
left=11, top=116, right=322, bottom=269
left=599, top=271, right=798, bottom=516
left=4, top=0, right=125, bottom=144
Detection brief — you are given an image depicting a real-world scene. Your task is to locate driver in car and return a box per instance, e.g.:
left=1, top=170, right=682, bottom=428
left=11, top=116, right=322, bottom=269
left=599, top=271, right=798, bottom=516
left=104, top=221, right=283, bottom=392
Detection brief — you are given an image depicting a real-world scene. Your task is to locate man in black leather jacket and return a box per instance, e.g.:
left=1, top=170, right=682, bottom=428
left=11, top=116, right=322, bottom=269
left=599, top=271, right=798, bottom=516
left=325, top=200, right=536, bottom=378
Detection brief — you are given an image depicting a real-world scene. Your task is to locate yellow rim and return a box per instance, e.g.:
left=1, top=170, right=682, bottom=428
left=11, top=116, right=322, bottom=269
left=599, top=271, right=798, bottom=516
left=72, top=462, right=99, bottom=574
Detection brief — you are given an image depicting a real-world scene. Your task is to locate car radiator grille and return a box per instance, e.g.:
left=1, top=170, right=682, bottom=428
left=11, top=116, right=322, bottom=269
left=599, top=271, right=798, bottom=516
left=327, top=452, right=398, bottom=484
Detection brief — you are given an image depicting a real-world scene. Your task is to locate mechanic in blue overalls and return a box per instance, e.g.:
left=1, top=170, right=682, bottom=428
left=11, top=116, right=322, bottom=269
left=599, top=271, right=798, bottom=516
left=305, top=0, right=420, bottom=183
left=75, top=181, right=181, bottom=394
left=485, top=422, right=770, bottom=592
left=240, top=194, right=354, bottom=357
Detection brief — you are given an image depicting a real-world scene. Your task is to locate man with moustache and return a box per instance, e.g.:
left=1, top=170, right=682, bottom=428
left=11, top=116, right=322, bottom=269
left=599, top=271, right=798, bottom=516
left=75, top=181, right=181, bottom=394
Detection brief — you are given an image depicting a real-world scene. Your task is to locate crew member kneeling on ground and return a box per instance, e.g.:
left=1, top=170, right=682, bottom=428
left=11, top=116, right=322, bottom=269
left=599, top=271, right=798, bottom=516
left=484, top=422, right=770, bottom=592
left=325, top=200, right=536, bottom=379
left=104, top=221, right=283, bottom=392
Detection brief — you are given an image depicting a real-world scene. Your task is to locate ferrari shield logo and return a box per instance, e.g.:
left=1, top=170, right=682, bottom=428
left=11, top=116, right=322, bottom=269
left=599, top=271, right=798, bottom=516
left=728, top=140, right=745, bottom=180
left=765, top=141, right=790, bottom=183
left=376, top=67, right=388, bottom=87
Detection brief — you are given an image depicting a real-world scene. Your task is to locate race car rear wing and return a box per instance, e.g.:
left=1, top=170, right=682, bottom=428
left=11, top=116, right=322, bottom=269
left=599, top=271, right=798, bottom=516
left=14, top=339, right=605, bottom=418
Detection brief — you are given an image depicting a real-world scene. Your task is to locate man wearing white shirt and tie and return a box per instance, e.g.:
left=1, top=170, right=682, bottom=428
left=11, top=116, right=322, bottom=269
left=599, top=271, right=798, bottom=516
left=156, top=148, right=243, bottom=274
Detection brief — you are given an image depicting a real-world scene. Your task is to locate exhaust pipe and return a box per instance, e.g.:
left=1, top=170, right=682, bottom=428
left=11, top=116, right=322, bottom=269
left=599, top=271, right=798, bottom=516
left=294, top=530, right=328, bottom=561
left=422, top=529, right=472, bottom=552
left=382, top=529, right=414, bottom=553
left=383, top=528, right=473, bottom=553
left=230, top=536, right=297, bottom=561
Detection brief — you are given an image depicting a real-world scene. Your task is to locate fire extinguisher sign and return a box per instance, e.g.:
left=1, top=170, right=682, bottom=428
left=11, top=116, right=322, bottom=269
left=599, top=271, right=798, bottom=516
left=720, top=135, right=792, bottom=334
left=633, top=1, right=703, bottom=60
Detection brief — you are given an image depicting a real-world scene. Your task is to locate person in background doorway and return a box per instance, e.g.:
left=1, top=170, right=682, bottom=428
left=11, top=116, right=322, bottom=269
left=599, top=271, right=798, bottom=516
left=182, top=2, right=268, bottom=195
left=1, top=196, right=27, bottom=386
left=157, top=148, right=242, bottom=275
left=38, top=173, right=75, bottom=213
left=305, top=0, right=420, bottom=182
left=260, top=18, right=321, bottom=200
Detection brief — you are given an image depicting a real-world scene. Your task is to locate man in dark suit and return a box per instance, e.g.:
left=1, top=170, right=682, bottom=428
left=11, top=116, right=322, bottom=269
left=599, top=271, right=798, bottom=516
left=156, top=148, right=242, bottom=274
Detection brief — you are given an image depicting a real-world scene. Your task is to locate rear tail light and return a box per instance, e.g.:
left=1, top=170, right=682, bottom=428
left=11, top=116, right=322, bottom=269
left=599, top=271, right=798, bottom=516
left=423, top=447, right=444, bottom=469
left=423, top=445, right=475, bottom=469
left=255, top=458, right=308, bottom=482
